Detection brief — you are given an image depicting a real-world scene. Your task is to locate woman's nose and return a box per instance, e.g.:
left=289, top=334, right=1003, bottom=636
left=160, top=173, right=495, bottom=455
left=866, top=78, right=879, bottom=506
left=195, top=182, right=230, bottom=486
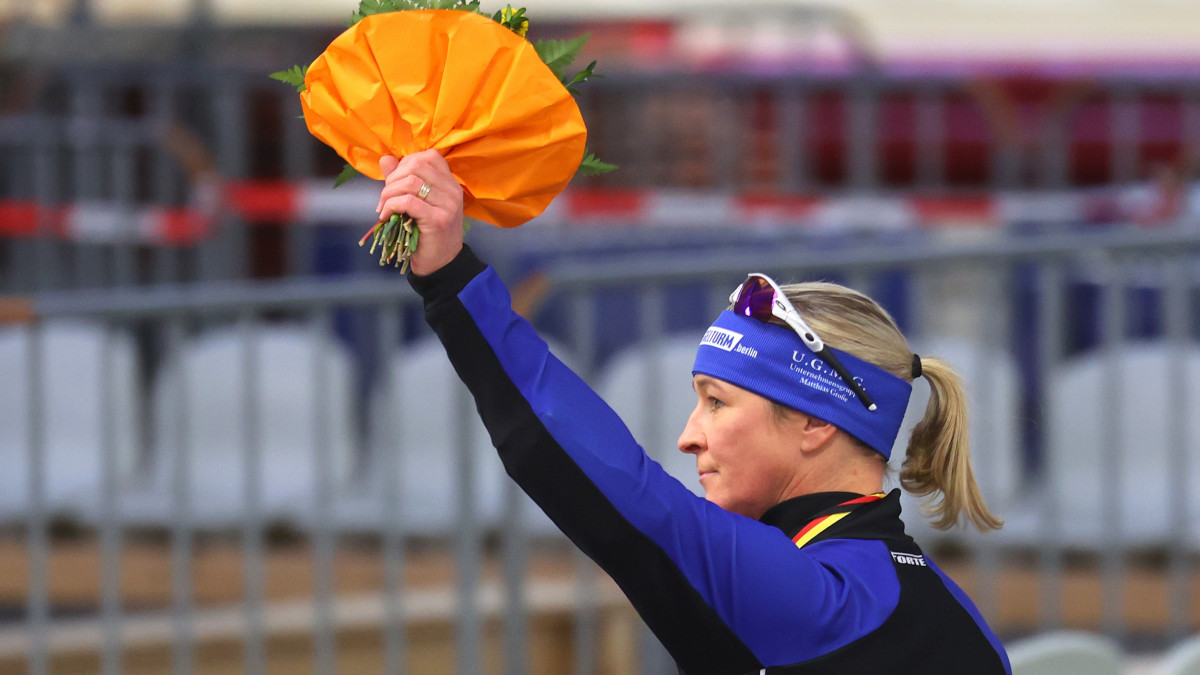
left=677, top=406, right=704, bottom=455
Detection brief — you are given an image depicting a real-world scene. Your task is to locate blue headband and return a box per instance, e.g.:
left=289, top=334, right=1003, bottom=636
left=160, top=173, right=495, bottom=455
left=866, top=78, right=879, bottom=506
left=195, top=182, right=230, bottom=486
left=692, top=311, right=912, bottom=458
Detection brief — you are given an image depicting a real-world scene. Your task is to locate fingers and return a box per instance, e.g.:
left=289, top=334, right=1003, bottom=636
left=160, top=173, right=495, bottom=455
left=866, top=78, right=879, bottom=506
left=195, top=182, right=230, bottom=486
left=374, top=150, right=463, bottom=235
left=377, top=175, right=431, bottom=214
left=377, top=192, right=439, bottom=227
left=375, top=150, right=460, bottom=216
left=376, top=154, right=403, bottom=215
left=379, top=154, right=400, bottom=177
left=374, top=149, right=465, bottom=275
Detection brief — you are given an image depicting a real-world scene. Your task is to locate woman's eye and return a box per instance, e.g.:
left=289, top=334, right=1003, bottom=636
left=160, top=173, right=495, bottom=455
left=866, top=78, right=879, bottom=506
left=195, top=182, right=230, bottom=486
left=708, top=397, right=725, bottom=410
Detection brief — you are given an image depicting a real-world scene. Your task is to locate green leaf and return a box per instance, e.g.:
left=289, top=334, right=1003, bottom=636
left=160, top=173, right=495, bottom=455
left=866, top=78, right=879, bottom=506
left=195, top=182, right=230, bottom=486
left=534, top=34, right=590, bottom=79
left=578, top=152, right=617, bottom=176
left=268, top=65, right=309, bottom=93
left=351, top=0, right=412, bottom=26
left=431, top=0, right=481, bottom=10
left=333, top=163, right=363, bottom=188
left=563, top=60, right=598, bottom=94
left=349, top=0, right=482, bottom=25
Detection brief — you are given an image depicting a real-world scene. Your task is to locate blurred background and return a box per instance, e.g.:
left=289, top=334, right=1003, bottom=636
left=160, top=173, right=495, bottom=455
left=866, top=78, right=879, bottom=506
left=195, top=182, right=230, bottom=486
left=2, top=0, right=1200, bottom=673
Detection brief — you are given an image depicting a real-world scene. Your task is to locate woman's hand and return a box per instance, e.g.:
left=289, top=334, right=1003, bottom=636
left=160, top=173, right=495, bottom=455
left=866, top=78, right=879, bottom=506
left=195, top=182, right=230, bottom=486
left=376, top=150, right=465, bottom=276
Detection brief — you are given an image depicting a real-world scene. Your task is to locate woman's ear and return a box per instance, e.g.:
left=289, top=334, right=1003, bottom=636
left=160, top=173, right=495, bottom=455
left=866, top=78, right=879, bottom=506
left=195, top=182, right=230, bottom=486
left=797, top=414, right=839, bottom=453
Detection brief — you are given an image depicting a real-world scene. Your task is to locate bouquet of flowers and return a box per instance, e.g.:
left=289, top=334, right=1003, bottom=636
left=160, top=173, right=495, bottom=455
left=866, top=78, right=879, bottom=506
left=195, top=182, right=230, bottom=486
left=272, top=0, right=615, bottom=273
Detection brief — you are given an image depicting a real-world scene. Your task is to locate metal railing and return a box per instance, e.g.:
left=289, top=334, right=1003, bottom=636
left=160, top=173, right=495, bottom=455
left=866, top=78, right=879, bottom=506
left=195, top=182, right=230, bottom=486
left=2, top=224, right=1199, bottom=672
left=546, top=223, right=1200, bottom=650
left=3, top=51, right=1200, bottom=293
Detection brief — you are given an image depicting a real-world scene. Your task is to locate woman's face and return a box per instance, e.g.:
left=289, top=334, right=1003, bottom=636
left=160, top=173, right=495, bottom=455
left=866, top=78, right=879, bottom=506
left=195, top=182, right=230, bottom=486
left=677, top=374, right=805, bottom=519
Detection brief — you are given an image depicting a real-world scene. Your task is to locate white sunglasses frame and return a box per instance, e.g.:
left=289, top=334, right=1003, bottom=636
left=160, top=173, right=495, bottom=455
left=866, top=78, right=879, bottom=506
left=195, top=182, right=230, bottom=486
left=730, top=273, right=877, bottom=411
left=729, top=273, right=827, bottom=353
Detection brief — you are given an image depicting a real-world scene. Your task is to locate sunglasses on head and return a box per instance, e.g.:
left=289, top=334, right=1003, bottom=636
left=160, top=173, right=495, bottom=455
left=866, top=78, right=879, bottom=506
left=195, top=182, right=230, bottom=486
left=729, top=273, right=877, bottom=411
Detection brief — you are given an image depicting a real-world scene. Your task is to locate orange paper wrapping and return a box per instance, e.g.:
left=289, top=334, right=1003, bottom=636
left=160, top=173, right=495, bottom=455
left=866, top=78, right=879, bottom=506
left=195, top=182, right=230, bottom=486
left=300, top=10, right=588, bottom=228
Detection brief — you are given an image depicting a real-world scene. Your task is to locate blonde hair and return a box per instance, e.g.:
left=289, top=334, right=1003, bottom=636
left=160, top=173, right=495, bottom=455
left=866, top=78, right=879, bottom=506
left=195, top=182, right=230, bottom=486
left=767, top=281, right=1003, bottom=532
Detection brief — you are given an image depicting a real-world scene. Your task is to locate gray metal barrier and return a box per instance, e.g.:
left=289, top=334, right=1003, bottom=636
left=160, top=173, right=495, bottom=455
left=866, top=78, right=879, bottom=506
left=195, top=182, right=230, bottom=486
left=3, top=51, right=1200, bottom=293
left=543, top=224, right=1200, bottom=660
left=0, top=276, right=590, bottom=674
left=2, top=224, right=1200, bottom=673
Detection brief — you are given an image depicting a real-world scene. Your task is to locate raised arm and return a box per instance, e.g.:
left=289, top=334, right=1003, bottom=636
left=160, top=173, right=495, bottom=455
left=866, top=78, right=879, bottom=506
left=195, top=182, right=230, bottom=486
left=387, top=152, right=903, bottom=674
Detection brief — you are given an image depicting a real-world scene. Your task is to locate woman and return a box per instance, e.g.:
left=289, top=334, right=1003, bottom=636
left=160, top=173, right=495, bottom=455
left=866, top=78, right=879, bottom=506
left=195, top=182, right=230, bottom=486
left=380, top=150, right=1011, bottom=674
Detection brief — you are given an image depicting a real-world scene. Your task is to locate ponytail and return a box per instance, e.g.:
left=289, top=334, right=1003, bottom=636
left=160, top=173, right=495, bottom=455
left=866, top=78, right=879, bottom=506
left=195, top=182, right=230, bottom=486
left=772, top=282, right=1003, bottom=533
left=901, top=355, right=1003, bottom=532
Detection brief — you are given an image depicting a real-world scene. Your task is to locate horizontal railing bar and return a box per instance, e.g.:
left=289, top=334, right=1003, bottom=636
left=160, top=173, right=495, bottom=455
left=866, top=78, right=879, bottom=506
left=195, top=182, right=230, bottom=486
left=0, top=578, right=628, bottom=656
left=546, top=226, right=1200, bottom=289
left=0, top=116, right=163, bottom=145
left=20, top=226, right=1200, bottom=320
left=30, top=275, right=420, bottom=320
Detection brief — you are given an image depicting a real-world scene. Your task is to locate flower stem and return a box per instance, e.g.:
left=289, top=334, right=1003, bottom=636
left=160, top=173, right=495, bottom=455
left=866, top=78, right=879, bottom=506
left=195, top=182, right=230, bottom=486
left=364, top=213, right=419, bottom=272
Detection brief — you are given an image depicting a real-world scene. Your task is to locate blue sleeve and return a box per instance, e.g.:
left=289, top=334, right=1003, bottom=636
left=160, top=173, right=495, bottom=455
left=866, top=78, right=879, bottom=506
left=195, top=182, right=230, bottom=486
left=410, top=248, right=899, bottom=672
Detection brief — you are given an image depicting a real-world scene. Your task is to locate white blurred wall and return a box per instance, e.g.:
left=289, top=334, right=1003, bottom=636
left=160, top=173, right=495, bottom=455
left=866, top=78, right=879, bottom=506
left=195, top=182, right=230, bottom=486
left=5, top=0, right=1200, bottom=63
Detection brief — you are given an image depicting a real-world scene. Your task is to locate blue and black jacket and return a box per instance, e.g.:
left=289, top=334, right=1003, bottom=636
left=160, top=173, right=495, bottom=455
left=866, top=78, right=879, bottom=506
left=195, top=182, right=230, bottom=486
left=410, top=245, right=1011, bottom=675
